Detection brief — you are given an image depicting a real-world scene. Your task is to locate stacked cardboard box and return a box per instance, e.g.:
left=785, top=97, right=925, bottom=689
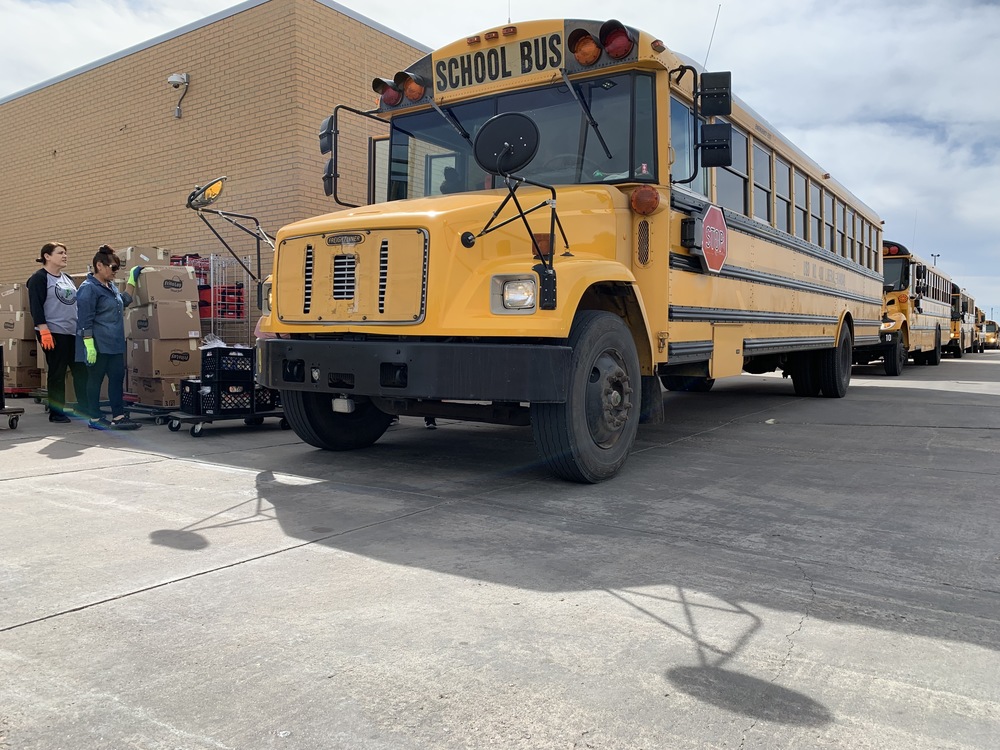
left=126, top=267, right=202, bottom=407
left=0, top=282, right=42, bottom=390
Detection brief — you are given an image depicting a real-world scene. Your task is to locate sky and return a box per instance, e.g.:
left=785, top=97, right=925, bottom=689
left=3, top=0, right=999, bottom=317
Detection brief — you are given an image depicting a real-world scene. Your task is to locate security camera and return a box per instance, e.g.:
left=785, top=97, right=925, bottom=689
left=167, top=73, right=189, bottom=89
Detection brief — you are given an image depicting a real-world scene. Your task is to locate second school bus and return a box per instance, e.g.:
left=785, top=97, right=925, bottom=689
left=252, top=18, right=884, bottom=482
left=876, top=241, right=949, bottom=374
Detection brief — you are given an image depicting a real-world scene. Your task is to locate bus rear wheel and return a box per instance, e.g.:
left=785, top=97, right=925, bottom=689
left=788, top=353, right=821, bottom=397
left=927, top=329, right=943, bottom=366
left=281, top=390, right=393, bottom=450
left=884, top=338, right=906, bottom=376
left=531, top=311, right=640, bottom=483
left=819, top=325, right=853, bottom=398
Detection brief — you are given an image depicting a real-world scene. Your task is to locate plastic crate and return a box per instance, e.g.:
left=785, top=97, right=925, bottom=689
left=201, top=347, right=255, bottom=382
left=252, top=384, right=280, bottom=413
left=180, top=378, right=203, bottom=415
left=200, top=382, right=253, bottom=416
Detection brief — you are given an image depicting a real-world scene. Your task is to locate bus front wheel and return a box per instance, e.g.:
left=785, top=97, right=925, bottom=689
left=819, top=325, right=853, bottom=398
left=884, top=338, right=906, bottom=376
left=281, top=390, right=393, bottom=450
left=531, top=311, right=640, bottom=483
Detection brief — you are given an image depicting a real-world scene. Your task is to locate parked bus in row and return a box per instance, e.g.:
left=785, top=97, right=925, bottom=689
left=974, top=307, right=987, bottom=353
left=875, top=240, right=949, bottom=374
left=946, top=285, right=977, bottom=358
left=249, top=18, right=884, bottom=481
left=980, top=319, right=999, bottom=350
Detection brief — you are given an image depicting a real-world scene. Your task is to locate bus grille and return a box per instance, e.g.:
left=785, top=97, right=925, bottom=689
left=378, top=239, right=389, bottom=313
left=303, top=244, right=314, bottom=313
left=637, top=220, right=650, bottom=266
left=333, top=255, right=356, bottom=299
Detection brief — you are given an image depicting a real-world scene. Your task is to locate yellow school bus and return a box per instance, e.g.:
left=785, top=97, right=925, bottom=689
left=947, top=285, right=977, bottom=358
left=980, top=320, right=999, bottom=350
left=253, top=18, right=884, bottom=482
left=877, top=241, right=950, bottom=373
left=974, top=307, right=987, bottom=352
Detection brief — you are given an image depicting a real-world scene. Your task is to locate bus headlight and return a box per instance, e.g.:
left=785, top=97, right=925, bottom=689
left=261, top=280, right=273, bottom=315
left=491, top=275, right=537, bottom=314
left=503, top=279, right=536, bottom=309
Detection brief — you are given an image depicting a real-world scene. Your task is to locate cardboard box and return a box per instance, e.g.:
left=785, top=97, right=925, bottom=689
left=3, top=338, right=39, bottom=368
left=123, top=246, right=171, bottom=264
left=129, top=338, right=201, bottom=377
left=126, top=301, right=202, bottom=340
left=0, top=282, right=31, bottom=313
left=3, top=366, right=42, bottom=390
left=133, top=267, right=199, bottom=305
left=130, top=376, right=182, bottom=408
left=0, top=311, right=34, bottom=340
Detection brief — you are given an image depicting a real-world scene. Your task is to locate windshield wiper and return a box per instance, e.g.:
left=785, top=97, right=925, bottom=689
left=559, top=69, right=613, bottom=160
left=429, top=100, right=472, bottom=145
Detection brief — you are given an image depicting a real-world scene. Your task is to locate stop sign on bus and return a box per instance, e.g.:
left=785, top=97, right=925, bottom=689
left=699, top=204, right=728, bottom=273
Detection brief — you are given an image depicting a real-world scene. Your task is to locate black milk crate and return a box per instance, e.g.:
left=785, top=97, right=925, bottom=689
left=200, top=382, right=253, bottom=416
left=252, top=384, right=280, bottom=414
left=180, top=378, right=203, bottom=415
left=201, top=346, right=255, bottom=382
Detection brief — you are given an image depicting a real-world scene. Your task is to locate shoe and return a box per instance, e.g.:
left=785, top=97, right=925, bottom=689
left=49, top=412, right=71, bottom=423
left=424, top=417, right=437, bottom=429
left=88, top=418, right=111, bottom=430
left=389, top=416, right=399, bottom=425
left=107, top=417, right=141, bottom=431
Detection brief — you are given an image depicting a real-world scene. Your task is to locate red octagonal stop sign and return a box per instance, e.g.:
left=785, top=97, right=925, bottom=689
left=700, top=204, right=728, bottom=273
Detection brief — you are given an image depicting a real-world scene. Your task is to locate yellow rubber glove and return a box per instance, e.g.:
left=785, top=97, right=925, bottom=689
left=127, top=266, right=144, bottom=287
left=84, top=337, right=97, bottom=364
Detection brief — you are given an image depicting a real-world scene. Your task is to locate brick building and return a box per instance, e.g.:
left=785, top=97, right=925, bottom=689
left=0, top=0, right=427, bottom=285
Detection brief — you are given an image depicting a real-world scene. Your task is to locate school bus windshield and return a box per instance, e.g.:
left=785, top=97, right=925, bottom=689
left=385, top=71, right=656, bottom=200
left=882, top=257, right=908, bottom=292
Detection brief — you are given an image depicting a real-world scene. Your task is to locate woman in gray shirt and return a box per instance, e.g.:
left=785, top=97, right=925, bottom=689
left=26, top=242, right=89, bottom=423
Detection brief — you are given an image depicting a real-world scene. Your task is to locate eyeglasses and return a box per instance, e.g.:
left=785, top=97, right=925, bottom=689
left=110, top=265, right=120, bottom=272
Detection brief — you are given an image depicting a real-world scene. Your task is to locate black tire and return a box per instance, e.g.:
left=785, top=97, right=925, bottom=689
left=168, top=419, right=181, bottom=432
left=531, top=311, right=640, bottom=483
left=883, top=338, right=906, bottom=376
left=8, top=416, right=18, bottom=430
left=154, top=416, right=167, bottom=426
left=928, top=329, right=942, bottom=366
left=661, top=375, right=715, bottom=392
left=818, top=324, right=853, bottom=398
left=788, top=353, right=821, bottom=397
left=190, top=423, right=204, bottom=437
left=281, top=390, right=393, bottom=450
left=953, top=341, right=963, bottom=359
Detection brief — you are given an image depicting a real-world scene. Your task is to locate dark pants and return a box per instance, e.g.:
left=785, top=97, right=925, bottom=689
left=86, top=352, right=125, bottom=420
left=42, top=332, right=89, bottom=416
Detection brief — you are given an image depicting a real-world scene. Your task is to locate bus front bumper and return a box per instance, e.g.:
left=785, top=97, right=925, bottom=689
left=257, top=338, right=573, bottom=403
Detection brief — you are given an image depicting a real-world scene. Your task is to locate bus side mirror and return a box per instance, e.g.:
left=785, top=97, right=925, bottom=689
left=700, top=71, right=732, bottom=117
left=323, top=158, right=335, bottom=197
left=319, top=115, right=334, bottom=155
left=915, top=264, right=927, bottom=280
left=700, top=122, right=732, bottom=168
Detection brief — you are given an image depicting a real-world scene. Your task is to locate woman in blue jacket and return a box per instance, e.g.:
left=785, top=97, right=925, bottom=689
left=75, top=245, right=141, bottom=430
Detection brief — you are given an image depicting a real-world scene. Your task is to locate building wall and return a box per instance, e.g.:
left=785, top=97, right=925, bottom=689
left=0, top=0, right=424, bottom=284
